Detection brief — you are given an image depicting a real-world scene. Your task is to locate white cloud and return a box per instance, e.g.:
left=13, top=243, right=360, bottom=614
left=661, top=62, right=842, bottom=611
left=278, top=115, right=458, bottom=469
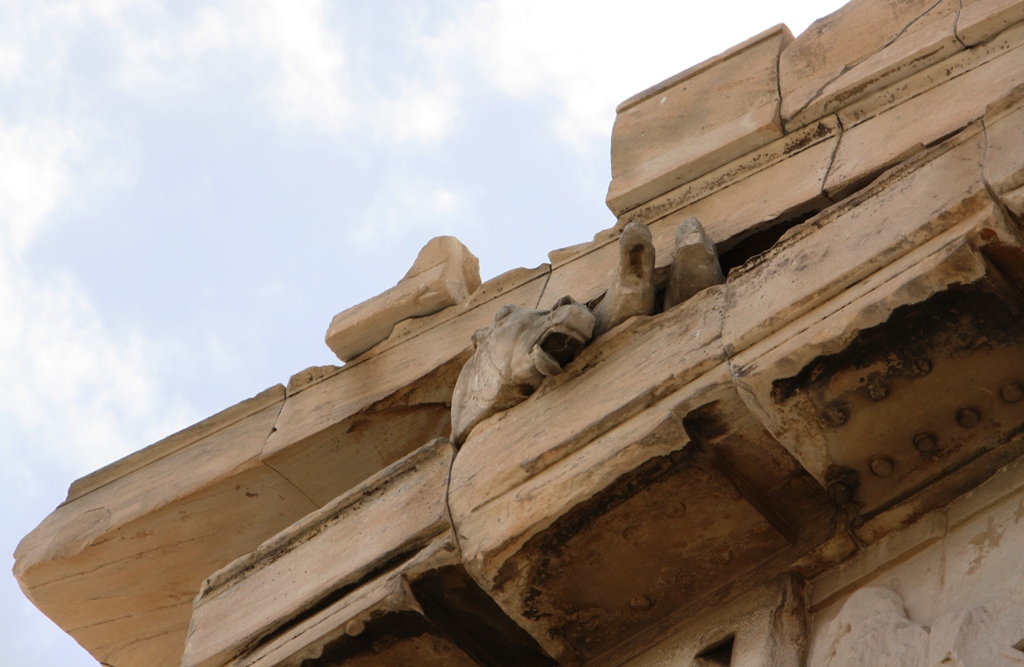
left=349, top=177, right=471, bottom=251
left=423, top=0, right=851, bottom=149
left=0, top=121, right=78, bottom=257
left=0, top=119, right=193, bottom=473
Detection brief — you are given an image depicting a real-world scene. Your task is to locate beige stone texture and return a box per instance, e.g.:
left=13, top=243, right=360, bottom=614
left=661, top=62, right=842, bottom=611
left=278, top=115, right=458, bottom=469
left=449, top=288, right=831, bottom=664
left=606, top=25, right=791, bottom=216
left=540, top=128, right=838, bottom=310
left=958, top=0, right=1024, bottom=45
left=825, top=39, right=1024, bottom=198
left=13, top=386, right=319, bottom=667
left=325, top=236, right=481, bottom=362
left=616, top=576, right=808, bottom=667
left=839, top=21, right=1024, bottom=130
left=592, top=220, right=656, bottom=336
left=726, top=125, right=988, bottom=358
left=182, top=440, right=456, bottom=667
left=261, top=269, right=548, bottom=506
left=808, top=469, right=1024, bottom=664
left=984, top=84, right=1024, bottom=194
left=786, top=0, right=963, bottom=130
left=732, top=209, right=1024, bottom=511
left=620, top=115, right=841, bottom=229
left=450, top=287, right=726, bottom=525
left=779, top=0, right=940, bottom=124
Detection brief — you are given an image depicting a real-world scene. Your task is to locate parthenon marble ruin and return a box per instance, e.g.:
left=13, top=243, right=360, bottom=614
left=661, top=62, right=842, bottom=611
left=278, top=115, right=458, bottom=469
left=15, top=0, right=1024, bottom=664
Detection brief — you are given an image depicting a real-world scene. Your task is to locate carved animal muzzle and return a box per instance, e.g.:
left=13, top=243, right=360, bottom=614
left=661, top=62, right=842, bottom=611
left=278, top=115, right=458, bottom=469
left=451, top=296, right=595, bottom=445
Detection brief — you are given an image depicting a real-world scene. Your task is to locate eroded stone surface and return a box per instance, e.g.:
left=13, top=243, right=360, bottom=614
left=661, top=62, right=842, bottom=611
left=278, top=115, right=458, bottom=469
left=664, top=216, right=724, bottom=310
left=958, top=0, right=1024, bottom=45
left=779, top=0, right=939, bottom=125
left=325, top=236, right=481, bottom=362
left=811, top=587, right=1024, bottom=667
left=726, top=125, right=989, bottom=358
left=14, top=386, right=318, bottom=667
left=607, top=25, right=790, bottom=215
left=593, top=220, right=656, bottom=336
left=825, top=40, right=1024, bottom=198
left=785, top=0, right=963, bottom=130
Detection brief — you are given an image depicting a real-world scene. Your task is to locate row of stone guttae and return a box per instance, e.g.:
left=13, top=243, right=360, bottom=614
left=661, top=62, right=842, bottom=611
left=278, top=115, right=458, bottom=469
left=181, top=98, right=1024, bottom=666
left=605, top=0, right=1024, bottom=218
left=17, top=4, right=1024, bottom=663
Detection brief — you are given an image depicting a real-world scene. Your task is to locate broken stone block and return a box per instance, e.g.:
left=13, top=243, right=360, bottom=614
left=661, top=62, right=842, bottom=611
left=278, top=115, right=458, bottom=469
left=13, top=386, right=318, bottom=667
left=262, top=268, right=549, bottom=506
left=620, top=115, right=841, bottom=230
left=325, top=235, right=481, bottom=362
left=664, top=216, right=724, bottom=310
left=617, top=576, right=807, bottom=667
left=984, top=84, right=1024, bottom=208
left=825, top=40, right=1024, bottom=198
left=779, top=0, right=940, bottom=125
left=593, top=220, right=656, bottom=336
left=785, top=0, right=963, bottom=130
left=539, top=127, right=838, bottom=312
left=183, top=439, right=453, bottom=667
left=726, top=124, right=990, bottom=358
left=958, top=0, right=1024, bottom=45
left=183, top=439, right=557, bottom=667
left=450, top=297, right=595, bottom=445
left=449, top=290, right=830, bottom=664
left=606, top=25, right=791, bottom=216
left=731, top=205, right=1024, bottom=518
left=809, top=588, right=930, bottom=667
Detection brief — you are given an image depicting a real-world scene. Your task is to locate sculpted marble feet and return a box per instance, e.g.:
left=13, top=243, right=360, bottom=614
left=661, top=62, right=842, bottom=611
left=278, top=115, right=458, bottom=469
left=665, top=216, right=725, bottom=310
left=592, top=220, right=656, bottom=336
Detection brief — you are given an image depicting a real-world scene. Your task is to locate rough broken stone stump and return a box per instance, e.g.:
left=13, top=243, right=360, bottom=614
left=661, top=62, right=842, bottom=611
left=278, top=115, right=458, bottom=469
left=449, top=288, right=831, bottom=665
left=182, top=439, right=557, bottom=667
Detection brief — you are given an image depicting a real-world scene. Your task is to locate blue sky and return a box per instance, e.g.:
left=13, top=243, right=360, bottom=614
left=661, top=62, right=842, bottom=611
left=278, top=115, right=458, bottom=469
left=0, top=1, right=848, bottom=664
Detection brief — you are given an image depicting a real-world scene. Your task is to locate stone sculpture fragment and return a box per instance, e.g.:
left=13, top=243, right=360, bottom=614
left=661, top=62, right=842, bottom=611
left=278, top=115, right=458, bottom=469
left=450, top=296, right=595, bottom=445
left=664, top=215, right=725, bottom=310
left=592, top=220, right=656, bottom=336
left=810, top=587, right=1024, bottom=667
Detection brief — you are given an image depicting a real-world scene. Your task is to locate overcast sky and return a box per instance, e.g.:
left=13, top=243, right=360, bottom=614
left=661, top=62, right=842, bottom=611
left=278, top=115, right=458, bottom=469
left=0, top=1, right=849, bottom=664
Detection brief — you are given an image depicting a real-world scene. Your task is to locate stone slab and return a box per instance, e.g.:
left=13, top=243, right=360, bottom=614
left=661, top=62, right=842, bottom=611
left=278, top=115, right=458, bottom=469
left=262, top=271, right=548, bottom=506
left=13, top=386, right=318, bottom=667
left=183, top=439, right=456, bottom=667
left=725, top=124, right=988, bottom=358
left=779, top=0, right=939, bottom=125
left=606, top=25, right=791, bottom=216
left=325, top=236, right=481, bottom=362
left=540, top=128, right=839, bottom=310
left=825, top=39, right=1024, bottom=198
left=450, top=286, right=727, bottom=522
left=731, top=210, right=1024, bottom=521
left=453, top=377, right=791, bottom=664
left=839, top=20, right=1024, bottom=130
left=619, top=115, right=841, bottom=230
left=618, top=576, right=807, bottom=667
left=984, top=84, right=1024, bottom=196
left=958, top=0, right=1024, bottom=45
left=786, top=0, right=963, bottom=130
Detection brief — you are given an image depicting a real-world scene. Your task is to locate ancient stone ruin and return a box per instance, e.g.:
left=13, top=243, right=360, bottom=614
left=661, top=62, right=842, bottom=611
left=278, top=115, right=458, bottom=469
left=14, top=0, right=1024, bottom=665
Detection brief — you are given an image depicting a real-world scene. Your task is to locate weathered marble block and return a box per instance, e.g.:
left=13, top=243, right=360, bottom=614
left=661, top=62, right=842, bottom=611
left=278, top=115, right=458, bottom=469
left=13, top=386, right=317, bottom=667
left=183, top=439, right=557, bottom=667
left=449, top=289, right=829, bottom=665
left=325, top=236, right=481, bottom=362
left=732, top=206, right=1024, bottom=519
left=725, top=124, right=990, bottom=358
left=606, top=25, right=790, bottom=216
left=779, top=0, right=941, bottom=126
left=783, top=0, right=963, bottom=130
